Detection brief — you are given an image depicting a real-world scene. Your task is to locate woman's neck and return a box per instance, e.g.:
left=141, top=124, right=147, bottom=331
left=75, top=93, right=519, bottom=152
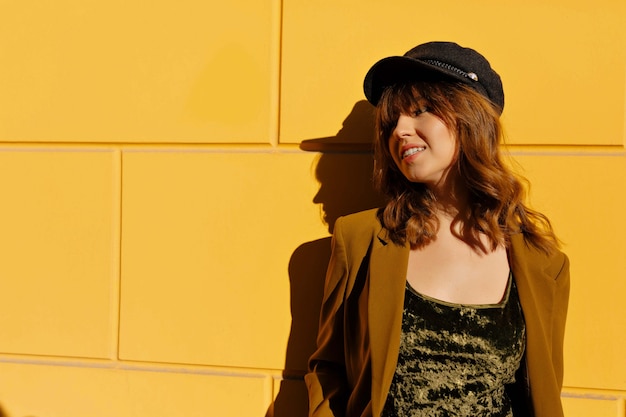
left=429, top=178, right=470, bottom=220
left=428, top=183, right=495, bottom=254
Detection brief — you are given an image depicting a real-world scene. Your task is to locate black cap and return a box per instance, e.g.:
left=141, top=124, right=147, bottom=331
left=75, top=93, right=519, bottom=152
left=363, top=41, right=504, bottom=113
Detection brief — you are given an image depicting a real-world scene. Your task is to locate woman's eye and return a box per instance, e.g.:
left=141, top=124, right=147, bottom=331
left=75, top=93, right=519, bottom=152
left=413, top=107, right=429, bottom=116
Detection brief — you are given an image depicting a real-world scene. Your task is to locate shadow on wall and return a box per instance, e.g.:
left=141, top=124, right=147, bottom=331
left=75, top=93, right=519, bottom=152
left=0, top=404, right=33, bottom=417
left=0, top=404, right=34, bottom=417
left=266, top=101, right=384, bottom=417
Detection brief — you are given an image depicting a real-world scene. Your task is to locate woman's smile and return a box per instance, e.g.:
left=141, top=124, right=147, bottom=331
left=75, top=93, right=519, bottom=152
left=401, top=144, right=426, bottom=160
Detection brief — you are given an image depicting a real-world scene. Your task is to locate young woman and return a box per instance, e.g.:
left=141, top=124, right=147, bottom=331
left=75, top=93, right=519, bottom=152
left=305, top=41, right=570, bottom=417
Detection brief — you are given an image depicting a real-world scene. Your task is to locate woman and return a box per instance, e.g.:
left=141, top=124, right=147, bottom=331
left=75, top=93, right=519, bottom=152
left=305, top=41, right=570, bottom=417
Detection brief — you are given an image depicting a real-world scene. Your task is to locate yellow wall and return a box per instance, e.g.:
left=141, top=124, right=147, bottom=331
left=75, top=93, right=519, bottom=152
left=0, top=1, right=625, bottom=416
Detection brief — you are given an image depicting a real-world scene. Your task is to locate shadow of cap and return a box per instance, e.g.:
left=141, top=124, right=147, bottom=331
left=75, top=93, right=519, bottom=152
left=299, top=100, right=376, bottom=153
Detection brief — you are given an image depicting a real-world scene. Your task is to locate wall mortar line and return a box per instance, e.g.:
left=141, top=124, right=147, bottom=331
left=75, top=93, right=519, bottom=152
left=268, top=0, right=283, bottom=147
left=111, top=148, right=123, bottom=361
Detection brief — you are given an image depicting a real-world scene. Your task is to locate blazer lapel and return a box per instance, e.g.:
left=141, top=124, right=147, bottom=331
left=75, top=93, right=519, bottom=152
left=509, top=234, right=557, bottom=344
left=368, top=228, right=410, bottom=416
left=509, top=233, right=567, bottom=416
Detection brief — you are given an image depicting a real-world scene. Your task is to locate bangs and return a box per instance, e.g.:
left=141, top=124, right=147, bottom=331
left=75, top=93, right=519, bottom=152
left=375, top=82, right=459, bottom=142
left=376, top=84, right=423, bottom=138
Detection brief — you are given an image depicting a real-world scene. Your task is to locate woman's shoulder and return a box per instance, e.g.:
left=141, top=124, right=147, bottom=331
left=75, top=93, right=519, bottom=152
left=335, top=208, right=381, bottom=233
left=333, top=208, right=383, bottom=245
left=337, top=208, right=380, bottom=224
left=510, top=233, right=569, bottom=279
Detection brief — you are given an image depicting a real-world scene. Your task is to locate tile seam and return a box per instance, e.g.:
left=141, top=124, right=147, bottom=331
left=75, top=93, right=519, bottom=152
left=268, top=0, right=283, bottom=147
left=561, top=386, right=626, bottom=400
left=0, top=356, right=283, bottom=378
left=264, top=374, right=276, bottom=414
left=112, top=149, right=123, bottom=361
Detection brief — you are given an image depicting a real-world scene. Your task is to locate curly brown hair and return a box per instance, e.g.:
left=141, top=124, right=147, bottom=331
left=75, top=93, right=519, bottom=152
left=374, top=81, right=558, bottom=253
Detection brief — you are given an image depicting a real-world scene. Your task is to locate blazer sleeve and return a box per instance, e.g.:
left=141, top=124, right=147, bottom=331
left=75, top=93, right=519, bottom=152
left=551, top=252, right=571, bottom=389
left=305, top=217, right=350, bottom=417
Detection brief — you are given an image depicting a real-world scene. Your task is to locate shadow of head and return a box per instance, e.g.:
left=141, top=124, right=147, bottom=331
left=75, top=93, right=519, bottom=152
left=302, top=100, right=384, bottom=233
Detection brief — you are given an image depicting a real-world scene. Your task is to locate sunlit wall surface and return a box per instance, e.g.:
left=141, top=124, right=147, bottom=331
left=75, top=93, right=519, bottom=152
left=1, top=1, right=625, bottom=416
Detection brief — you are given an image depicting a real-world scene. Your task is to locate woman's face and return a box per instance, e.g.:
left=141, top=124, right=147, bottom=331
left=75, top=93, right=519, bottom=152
left=387, top=98, right=457, bottom=190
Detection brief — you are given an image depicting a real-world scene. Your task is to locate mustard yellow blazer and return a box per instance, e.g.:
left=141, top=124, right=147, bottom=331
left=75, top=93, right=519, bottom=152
left=306, top=209, right=570, bottom=417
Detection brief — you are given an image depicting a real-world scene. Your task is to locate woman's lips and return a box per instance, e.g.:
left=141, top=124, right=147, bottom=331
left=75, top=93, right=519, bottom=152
left=402, top=146, right=426, bottom=159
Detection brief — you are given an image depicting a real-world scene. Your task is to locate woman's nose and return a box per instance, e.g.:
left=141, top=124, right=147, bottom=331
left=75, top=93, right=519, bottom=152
left=393, top=114, right=415, bottom=139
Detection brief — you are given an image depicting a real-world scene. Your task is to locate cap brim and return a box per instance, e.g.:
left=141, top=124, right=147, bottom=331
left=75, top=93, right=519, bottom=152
left=363, top=56, right=472, bottom=106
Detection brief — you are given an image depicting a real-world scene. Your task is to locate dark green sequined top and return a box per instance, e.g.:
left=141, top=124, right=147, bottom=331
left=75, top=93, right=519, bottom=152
left=381, top=274, right=526, bottom=417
